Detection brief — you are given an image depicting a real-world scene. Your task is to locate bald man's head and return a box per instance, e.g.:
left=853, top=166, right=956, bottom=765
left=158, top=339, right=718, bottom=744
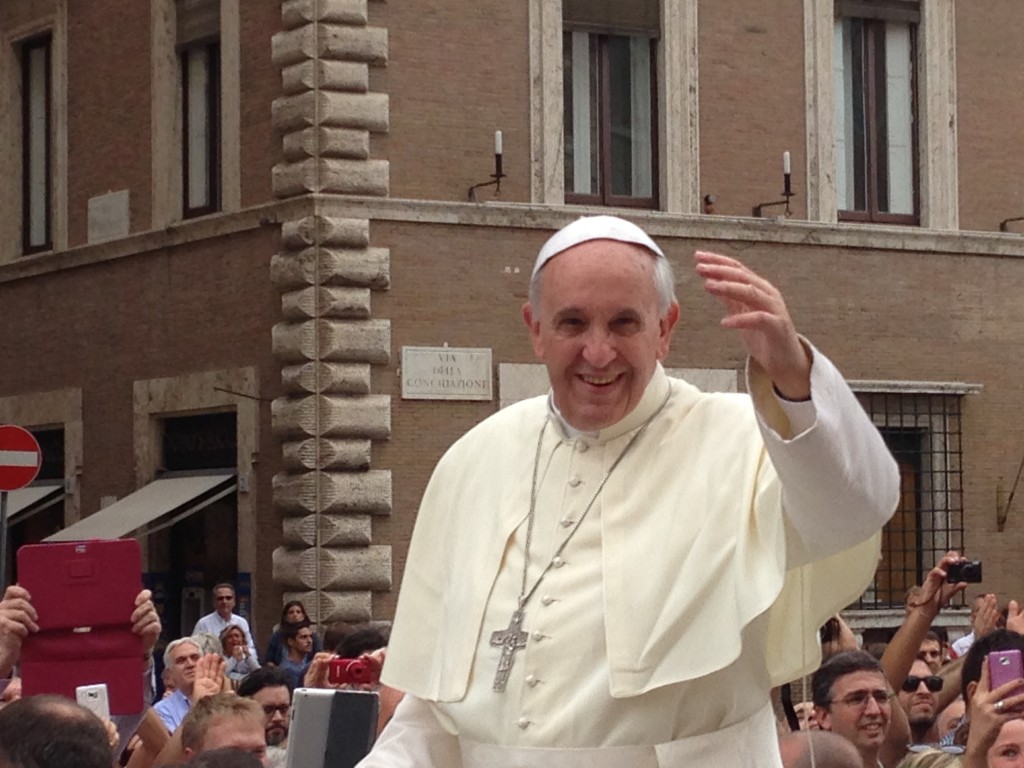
left=779, top=729, right=863, bottom=768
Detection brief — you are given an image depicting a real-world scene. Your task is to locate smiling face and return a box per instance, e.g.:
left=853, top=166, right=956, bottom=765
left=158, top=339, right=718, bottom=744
left=817, top=670, right=891, bottom=759
left=523, top=240, right=679, bottom=432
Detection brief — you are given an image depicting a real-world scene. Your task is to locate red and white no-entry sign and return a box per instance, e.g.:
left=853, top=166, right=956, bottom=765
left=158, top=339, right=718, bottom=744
left=0, top=425, right=42, bottom=492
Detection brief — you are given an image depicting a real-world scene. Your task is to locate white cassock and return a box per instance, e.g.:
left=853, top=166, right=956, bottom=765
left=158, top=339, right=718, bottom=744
left=358, top=345, right=900, bottom=768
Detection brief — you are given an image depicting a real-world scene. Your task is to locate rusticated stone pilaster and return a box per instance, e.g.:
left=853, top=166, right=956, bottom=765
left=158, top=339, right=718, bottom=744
left=271, top=0, right=391, bottom=626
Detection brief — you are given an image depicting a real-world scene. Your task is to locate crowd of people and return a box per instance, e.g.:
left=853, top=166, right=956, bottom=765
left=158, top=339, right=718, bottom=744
left=0, top=582, right=399, bottom=768
left=2, top=215, right=1024, bottom=768
left=788, top=553, right=1024, bottom=768
left=5, top=554, right=1024, bottom=768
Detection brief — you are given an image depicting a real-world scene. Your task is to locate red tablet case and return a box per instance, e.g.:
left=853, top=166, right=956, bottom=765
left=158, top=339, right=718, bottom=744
left=17, top=539, right=144, bottom=714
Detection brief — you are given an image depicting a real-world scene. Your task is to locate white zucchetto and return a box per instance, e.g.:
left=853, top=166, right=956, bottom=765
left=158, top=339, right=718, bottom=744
left=532, top=215, right=666, bottom=277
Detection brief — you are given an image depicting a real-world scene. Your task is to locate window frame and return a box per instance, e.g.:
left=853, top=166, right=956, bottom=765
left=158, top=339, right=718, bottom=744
left=21, top=34, right=52, bottom=255
left=563, top=29, right=659, bottom=210
left=854, top=391, right=965, bottom=610
left=180, top=38, right=221, bottom=219
left=835, top=1, right=920, bottom=226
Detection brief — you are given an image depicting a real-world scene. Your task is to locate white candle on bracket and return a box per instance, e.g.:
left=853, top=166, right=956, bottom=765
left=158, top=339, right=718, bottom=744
left=495, top=130, right=503, bottom=155
left=783, top=151, right=791, bottom=175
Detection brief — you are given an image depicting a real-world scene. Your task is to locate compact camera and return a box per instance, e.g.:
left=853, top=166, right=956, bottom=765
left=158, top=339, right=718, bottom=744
left=327, top=656, right=382, bottom=686
left=946, top=559, right=983, bottom=583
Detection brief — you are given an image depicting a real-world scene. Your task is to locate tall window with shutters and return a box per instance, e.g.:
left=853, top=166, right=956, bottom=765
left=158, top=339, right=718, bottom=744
left=834, top=0, right=918, bottom=224
left=563, top=0, right=658, bottom=208
left=21, top=34, right=52, bottom=254
left=177, top=0, right=221, bottom=218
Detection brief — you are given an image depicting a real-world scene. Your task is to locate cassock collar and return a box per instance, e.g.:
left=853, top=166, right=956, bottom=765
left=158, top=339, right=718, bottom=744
left=548, top=364, right=671, bottom=446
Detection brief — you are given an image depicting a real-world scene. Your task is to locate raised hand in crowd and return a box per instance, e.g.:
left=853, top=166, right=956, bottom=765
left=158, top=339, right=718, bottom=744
left=973, top=593, right=1001, bottom=641
left=962, top=661, right=1024, bottom=768
left=878, top=551, right=969, bottom=767
left=1006, top=600, right=1024, bottom=636
left=191, top=653, right=228, bottom=703
left=132, top=590, right=162, bottom=659
left=302, top=651, right=336, bottom=689
left=904, top=551, right=969, bottom=617
left=0, top=586, right=38, bottom=678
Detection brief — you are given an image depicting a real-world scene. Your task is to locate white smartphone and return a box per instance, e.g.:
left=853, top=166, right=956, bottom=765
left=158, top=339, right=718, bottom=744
left=75, top=683, right=110, bottom=721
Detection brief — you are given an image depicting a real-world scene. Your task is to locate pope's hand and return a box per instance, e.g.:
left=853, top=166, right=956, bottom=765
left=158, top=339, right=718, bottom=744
left=695, top=251, right=811, bottom=400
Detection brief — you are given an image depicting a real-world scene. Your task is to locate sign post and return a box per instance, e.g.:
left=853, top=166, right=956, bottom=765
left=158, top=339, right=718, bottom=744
left=0, top=425, right=43, bottom=592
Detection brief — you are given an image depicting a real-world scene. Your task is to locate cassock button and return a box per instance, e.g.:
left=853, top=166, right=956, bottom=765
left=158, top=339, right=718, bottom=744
left=559, top=518, right=574, bottom=528
left=568, top=475, right=582, bottom=487
left=552, top=556, right=565, bottom=568
left=517, top=717, right=530, bottom=729
left=576, top=441, right=589, bottom=453
left=532, top=631, right=544, bottom=641
left=541, top=595, right=554, bottom=606
left=525, top=675, right=539, bottom=687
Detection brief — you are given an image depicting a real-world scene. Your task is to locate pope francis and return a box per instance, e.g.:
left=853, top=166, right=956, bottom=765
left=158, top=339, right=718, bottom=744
left=357, top=216, right=900, bottom=767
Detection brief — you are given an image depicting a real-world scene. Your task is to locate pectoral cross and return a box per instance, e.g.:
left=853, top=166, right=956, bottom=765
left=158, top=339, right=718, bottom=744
left=489, top=608, right=529, bottom=692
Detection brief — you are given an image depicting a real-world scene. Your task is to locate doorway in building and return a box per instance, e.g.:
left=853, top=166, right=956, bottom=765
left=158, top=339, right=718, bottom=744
left=148, top=411, right=239, bottom=641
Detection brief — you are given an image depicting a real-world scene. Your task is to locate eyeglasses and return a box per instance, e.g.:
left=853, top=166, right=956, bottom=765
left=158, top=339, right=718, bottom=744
left=262, top=704, right=290, bottom=716
left=902, top=675, right=943, bottom=693
left=829, top=689, right=894, bottom=709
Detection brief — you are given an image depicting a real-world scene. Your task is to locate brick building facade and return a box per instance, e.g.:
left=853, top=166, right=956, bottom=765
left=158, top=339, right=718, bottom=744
left=2, top=0, right=1023, bottom=648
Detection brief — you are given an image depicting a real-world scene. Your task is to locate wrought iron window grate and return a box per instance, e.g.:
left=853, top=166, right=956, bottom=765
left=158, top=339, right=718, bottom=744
left=854, top=391, right=964, bottom=609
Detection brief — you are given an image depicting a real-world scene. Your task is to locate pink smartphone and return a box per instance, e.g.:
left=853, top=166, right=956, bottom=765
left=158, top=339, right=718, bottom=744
left=988, top=649, right=1024, bottom=695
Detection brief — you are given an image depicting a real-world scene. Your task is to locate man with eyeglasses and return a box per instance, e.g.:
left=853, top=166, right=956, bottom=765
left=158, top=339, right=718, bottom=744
left=897, top=659, right=943, bottom=747
left=813, top=651, right=893, bottom=768
left=237, top=666, right=294, bottom=753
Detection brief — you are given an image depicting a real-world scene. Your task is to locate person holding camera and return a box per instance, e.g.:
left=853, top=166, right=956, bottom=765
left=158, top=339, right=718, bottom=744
left=357, top=216, right=901, bottom=768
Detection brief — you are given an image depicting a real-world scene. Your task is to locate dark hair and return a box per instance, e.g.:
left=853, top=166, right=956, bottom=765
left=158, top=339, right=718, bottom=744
left=280, top=600, right=309, bottom=625
left=0, top=695, right=112, bottom=768
left=322, top=621, right=358, bottom=653
left=283, top=622, right=313, bottom=643
left=187, top=748, right=263, bottom=768
left=336, top=627, right=389, bottom=658
left=811, top=650, right=884, bottom=708
left=930, top=627, right=950, bottom=646
left=961, top=629, right=1024, bottom=700
left=237, top=666, right=295, bottom=698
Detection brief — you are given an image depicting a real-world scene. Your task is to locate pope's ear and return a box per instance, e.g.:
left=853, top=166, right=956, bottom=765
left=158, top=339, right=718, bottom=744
left=523, top=302, right=544, bottom=359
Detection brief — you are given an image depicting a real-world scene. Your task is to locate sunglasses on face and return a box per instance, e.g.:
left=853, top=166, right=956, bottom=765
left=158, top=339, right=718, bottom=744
left=902, top=675, right=943, bottom=693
